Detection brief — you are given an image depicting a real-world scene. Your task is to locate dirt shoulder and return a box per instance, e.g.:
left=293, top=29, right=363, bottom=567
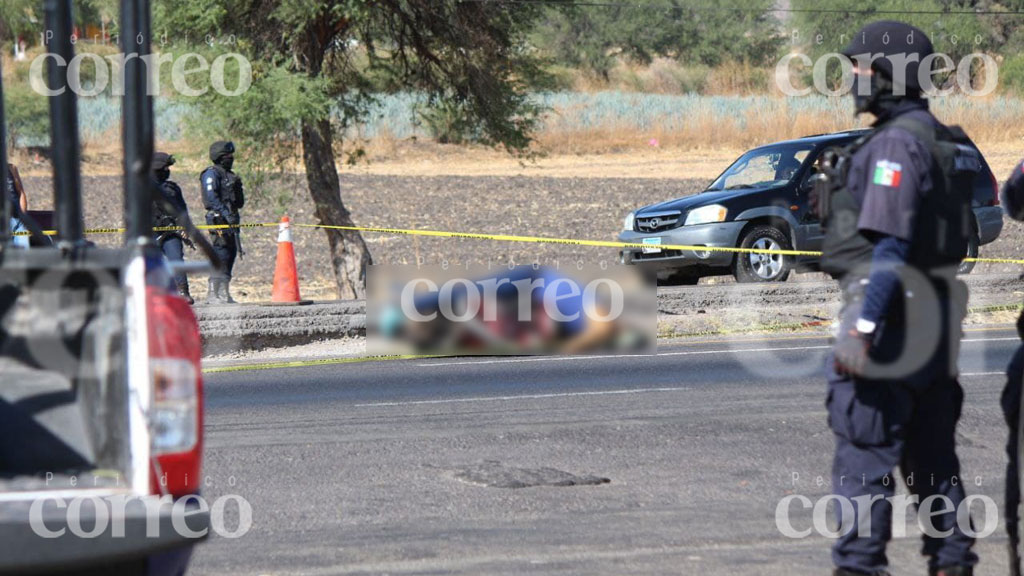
left=19, top=145, right=1024, bottom=303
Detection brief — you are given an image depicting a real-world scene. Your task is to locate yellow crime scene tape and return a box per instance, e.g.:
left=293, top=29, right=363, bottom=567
left=14, top=221, right=1024, bottom=264
left=13, top=220, right=1019, bottom=375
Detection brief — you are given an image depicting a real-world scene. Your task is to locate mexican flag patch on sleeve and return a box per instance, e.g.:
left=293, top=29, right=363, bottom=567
left=872, top=160, right=903, bottom=187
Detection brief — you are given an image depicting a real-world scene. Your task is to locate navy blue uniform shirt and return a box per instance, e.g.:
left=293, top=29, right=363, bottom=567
left=201, top=166, right=244, bottom=218
left=158, top=180, right=188, bottom=215
left=846, top=102, right=938, bottom=330
left=846, top=107, right=935, bottom=243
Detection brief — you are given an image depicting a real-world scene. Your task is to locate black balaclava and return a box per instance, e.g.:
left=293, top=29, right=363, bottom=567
left=852, top=69, right=904, bottom=118
left=209, top=141, right=236, bottom=171
left=152, top=152, right=175, bottom=183
left=218, top=154, right=234, bottom=172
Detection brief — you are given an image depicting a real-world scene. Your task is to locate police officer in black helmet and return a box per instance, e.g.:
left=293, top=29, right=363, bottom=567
left=202, top=140, right=245, bottom=304
left=152, top=152, right=194, bottom=304
left=999, top=163, right=1024, bottom=576
left=818, top=21, right=979, bottom=576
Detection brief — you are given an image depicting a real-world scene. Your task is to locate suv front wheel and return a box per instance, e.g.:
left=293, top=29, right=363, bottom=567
left=957, top=228, right=980, bottom=275
left=733, top=225, right=792, bottom=283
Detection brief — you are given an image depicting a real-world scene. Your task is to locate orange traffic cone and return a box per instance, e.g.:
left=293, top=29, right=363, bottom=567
left=271, top=216, right=310, bottom=305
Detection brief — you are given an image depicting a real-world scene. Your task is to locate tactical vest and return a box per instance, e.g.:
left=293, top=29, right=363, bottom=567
left=820, top=115, right=979, bottom=279
left=205, top=165, right=244, bottom=212
left=152, top=181, right=180, bottom=229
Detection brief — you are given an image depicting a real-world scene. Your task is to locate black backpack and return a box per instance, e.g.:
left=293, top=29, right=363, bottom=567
left=887, top=116, right=979, bottom=269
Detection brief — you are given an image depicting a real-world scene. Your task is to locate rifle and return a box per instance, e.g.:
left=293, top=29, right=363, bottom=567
left=812, top=148, right=843, bottom=227
left=235, top=225, right=245, bottom=260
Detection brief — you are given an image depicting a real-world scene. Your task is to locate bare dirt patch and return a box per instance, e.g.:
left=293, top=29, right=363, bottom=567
left=21, top=159, right=1024, bottom=303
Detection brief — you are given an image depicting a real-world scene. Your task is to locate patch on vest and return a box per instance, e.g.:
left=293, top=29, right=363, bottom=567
left=872, top=160, right=903, bottom=187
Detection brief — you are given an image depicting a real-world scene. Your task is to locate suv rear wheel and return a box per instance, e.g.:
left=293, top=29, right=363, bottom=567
left=733, top=225, right=792, bottom=283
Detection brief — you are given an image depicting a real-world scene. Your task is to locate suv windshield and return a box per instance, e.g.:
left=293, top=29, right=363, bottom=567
left=707, top=144, right=814, bottom=191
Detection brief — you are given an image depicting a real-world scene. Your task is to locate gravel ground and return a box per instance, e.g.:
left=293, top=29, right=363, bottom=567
left=20, top=172, right=1024, bottom=302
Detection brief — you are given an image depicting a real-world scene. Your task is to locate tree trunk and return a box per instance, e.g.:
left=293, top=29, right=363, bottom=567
left=300, top=116, right=372, bottom=300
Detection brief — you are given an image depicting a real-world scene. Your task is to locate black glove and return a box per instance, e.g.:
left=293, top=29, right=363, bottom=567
left=834, top=329, right=872, bottom=378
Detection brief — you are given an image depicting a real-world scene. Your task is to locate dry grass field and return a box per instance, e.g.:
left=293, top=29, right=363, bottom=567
left=7, top=87, right=1024, bottom=302
left=19, top=142, right=1024, bottom=304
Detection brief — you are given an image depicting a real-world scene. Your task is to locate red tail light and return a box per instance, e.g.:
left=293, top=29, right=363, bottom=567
left=991, top=172, right=1001, bottom=206
left=146, top=286, right=203, bottom=497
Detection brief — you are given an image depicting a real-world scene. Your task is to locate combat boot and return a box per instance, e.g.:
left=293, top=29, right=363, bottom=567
left=206, top=278, right=224, bottom=305
left=1012, top=540, right=1023, bottom=576
left=222, top=279, right=238, bottom=304
left=176, top=278, right=194, bottom=305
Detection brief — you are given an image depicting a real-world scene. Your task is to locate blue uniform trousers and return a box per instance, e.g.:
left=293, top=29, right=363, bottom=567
left=1002, top=343, right=1024, bottom=547
left=210, top=232, right=237, bottom=280
left=827, top=283, right=977, bottom=573
left=156, top=234, right=187, bottom=288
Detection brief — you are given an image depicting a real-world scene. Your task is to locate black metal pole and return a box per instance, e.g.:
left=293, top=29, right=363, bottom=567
left=44, top=0, right=85, bottom=245
left=0, top=57, right=11, bottom=246
left=121, top=0, right=154, bottom=243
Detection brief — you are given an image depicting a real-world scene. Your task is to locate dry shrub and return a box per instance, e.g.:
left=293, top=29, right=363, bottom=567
left=533, top=95, right=869, bottom=155
left=706, top=61, right=772, bottom=95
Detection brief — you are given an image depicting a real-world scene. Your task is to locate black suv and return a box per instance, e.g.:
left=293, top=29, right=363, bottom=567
left=619, top=130, right=1003, bottom=283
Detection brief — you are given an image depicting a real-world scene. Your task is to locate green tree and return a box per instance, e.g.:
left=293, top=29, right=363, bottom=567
left=4, top=80, right=48, bottom=150
left=155, top=0, right=546, bottom=299
left=790, top=0, right=1005, bottom=68
left=532, top=1, right=782, bottom=79
left=0, top=1, right=118, bottom=44
left=0, top=0, right=38, bottom=44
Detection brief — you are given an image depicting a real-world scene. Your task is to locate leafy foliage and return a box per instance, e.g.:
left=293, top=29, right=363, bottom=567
left=530, top=1, right=784, bottom=79
left=0, top=0, right=118, bottom=44
left=154, top=0, right=547, bottom=154
left=4, top=80, right=49, bottom=149
left=790, top=0, right=1009, bottom=62
left=0, top=0, right=39, bottom=43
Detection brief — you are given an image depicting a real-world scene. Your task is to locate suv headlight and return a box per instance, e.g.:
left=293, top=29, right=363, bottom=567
left=684, top=204, right=728, bottom=226
left=623, top=212, right=635, bottom=232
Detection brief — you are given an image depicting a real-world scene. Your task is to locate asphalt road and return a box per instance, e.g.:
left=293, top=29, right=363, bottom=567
left=192, top=327, right=1022, bottom=576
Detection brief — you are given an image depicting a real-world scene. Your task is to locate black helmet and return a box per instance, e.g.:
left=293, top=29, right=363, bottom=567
left=152, top=152, right=175, bottom=171
left=843, top=20, right=934, bottom=95
left=209, top=141, right=236, bottom=164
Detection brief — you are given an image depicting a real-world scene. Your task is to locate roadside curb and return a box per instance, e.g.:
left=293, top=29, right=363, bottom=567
left=195, top=274, right=1023, bottom=355
left=195, top=301, right=365, bottom=356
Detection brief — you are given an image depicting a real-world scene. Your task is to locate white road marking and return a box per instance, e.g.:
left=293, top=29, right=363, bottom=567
left=353, top=386, right=691, bottom=408
left=418, top=346, right=832, bottom=367
left=416, top=336, right=1020, bottom=368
